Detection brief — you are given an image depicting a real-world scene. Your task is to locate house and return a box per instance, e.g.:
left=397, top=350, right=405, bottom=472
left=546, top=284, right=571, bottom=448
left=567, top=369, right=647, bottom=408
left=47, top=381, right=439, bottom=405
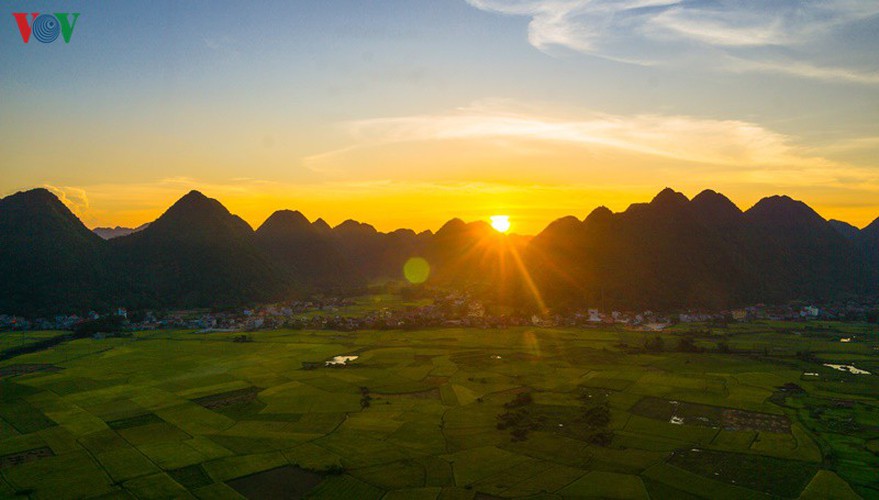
left=801, top=306, right=819, bottom=318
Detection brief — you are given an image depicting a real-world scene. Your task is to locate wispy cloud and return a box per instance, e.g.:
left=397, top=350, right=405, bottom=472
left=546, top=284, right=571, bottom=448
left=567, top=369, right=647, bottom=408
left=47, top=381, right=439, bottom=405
left=725, top=57, right=879, bottom=86
left=465, top=0, right=879, bottom=84
left=43, top=185, right=91, bottom=220
left=311, top=100, right=824, bottom=168
left=305, top=99, right=879, bottom=191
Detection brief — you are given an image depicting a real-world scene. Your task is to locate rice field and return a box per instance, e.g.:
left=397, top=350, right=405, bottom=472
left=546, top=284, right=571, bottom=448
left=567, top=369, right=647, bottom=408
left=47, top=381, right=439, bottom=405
left=0, top=321, right=876, bottom=498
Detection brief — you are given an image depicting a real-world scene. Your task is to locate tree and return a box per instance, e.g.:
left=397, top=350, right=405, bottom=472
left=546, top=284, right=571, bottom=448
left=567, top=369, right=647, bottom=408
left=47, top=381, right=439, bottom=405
left=645, top=335, right=665, bottom=352
left=677, top=337, right=701, bottom=353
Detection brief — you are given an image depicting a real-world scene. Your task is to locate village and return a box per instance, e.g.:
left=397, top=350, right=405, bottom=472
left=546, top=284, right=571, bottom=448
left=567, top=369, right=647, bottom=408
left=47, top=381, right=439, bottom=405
left=2, top=289, right=877, bottom=334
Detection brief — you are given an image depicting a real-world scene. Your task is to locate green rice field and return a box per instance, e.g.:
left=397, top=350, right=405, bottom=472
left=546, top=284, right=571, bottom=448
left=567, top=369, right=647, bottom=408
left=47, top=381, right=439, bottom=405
left=0, top=322, right=876, bottom=498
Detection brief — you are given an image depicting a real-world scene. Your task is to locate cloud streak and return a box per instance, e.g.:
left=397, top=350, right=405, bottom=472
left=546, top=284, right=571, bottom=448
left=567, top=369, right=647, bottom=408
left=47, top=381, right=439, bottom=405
left=312, top=101, right=824, bottom=168
left=305, top=100, right=879, bottom=192
left=465, top=0, right=879, bottom=84
left=43, top=185, right=91, bottom=220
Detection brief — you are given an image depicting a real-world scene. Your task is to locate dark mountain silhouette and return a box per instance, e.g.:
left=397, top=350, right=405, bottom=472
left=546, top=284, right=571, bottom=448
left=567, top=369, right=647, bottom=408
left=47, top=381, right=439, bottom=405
left=1, top=187, right=877, bottom=315
left=743, top=195, right=870, bottom=301
left=859, top=217, right=879, bottom=270
left=526, top=189, right=875, bottom=311
left=110, top=191, right=290, bottom=309
left=863, top=217, right=879, bottom=240
left=255, top=210, right=362, bottom=289
left=0, top=189, right=112, bottom=315
left=331, top=220, right=426, bottom=282
left=93, top=223, right=149, bottom=240
left=529, top=188, right=761, bottom=310
left=829, top=220, right=860, bottom=241
left=312, top=218, right=332, bottom=233
left=428, top=218, right=508, bottom=284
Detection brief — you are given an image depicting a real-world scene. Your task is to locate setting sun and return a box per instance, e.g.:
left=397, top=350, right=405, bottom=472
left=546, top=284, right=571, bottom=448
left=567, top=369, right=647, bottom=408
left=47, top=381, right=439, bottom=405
left=490, top=215, right=511, bottom=233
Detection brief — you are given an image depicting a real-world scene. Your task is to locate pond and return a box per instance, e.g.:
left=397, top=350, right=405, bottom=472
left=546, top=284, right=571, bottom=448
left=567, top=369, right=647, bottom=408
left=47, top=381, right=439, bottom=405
left=325, top=355, right=358, bottom=366
left=823, top=363, right=871, bottom=375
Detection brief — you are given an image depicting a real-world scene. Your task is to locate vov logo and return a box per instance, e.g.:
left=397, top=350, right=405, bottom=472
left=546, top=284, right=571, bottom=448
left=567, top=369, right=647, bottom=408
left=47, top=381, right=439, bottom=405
left=13, top=13, right=80, bottom=43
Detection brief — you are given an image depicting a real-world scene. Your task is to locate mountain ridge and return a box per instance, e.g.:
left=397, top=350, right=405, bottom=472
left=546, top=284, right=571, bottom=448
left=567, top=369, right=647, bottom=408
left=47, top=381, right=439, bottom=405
left=2, top=187, right=877, bottom=315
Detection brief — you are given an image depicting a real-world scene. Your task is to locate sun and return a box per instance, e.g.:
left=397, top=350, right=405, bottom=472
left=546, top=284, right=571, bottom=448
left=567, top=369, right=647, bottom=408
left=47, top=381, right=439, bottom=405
left=490, top=215, right=511, bottom=233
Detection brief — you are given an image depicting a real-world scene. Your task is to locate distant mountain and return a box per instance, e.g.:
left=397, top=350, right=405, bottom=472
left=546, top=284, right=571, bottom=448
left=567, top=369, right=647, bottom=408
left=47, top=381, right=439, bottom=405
left=0, top=189, right=113, bottom=315
left=1, top=187, right=877, bottom=315
left=529, top=189, right=752, bottom=310
left=527, top=188, right=875, bottom=311
left=744, top=195, right=870, bottom=301
left=860, top=216, right=879, bottom=269
left=255, top=210, right=362, bottom=289
left=110, top=191, right=291, bottom=309
left=828, top=220, right=860, bottom=241
left=428, top=218, right=507, bottom=285
left=331, top=220, right=427, bottom=283
left=93, top=224, right=149, bottom=240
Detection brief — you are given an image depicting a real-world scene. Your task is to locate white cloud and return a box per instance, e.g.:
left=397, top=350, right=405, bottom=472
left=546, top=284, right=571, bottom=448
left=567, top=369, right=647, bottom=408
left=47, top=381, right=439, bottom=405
left=725, top=57, right=879, bottom=86
left=311, top=100, right=823, bottom=168
left=305, top=100, right=879, bottom=190
left=43, top=185, right=90, bottom=217
left=465, top=0, right=879, bottom=84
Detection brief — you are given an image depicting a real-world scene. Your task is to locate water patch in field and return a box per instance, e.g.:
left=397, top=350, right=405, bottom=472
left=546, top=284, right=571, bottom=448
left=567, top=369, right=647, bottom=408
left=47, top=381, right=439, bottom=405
left=325, top=355, right=358, bottom=366
left=823, top=364, right=870, bottom=375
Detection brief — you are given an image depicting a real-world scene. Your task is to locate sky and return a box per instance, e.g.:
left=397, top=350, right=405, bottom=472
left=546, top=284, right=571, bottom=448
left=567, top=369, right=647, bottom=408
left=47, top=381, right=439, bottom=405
left=2, top=0, right=878, bottom=234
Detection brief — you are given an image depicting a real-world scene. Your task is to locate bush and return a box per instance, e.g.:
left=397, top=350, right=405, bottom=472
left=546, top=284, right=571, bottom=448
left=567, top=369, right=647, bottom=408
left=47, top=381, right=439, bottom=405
left=72, top=315, right=125, bottom=337
left=644, top=335, right=665, bottom=352
left=676, top=337, right=702, bottom=353
left=504, top=392, right=533, bottom=409
left=581, top=405, right=611, bottom=427
left=588, top=431, right=613, bottom=447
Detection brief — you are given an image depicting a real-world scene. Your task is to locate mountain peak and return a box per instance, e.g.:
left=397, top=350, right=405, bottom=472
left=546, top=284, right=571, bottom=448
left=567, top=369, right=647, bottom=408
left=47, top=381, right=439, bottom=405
left=13, top=187, right=57, bottom=201
left=692, top=189, right=731, bottom=204
left=93, top=224, right=149, bottom=240
left=258, top=210, right=311, bottom=234
left=3, top=188, right=66, bottom=210
left=334, top=219, right=378, bottom=235
left=584, top=206, right=613, bottom=224
left=312, top=218, right=332, bottom=233
left=540, top=215, right=583, bottom=237
left=691, top=189, right=742, bottom=220
left=167, top=190, right=223, bottom=214
left=746, top=195, right=825, bottom=226
left=144, top=191, right=252, bottom=236
left=436, top=218, right=467, bottom=236
left=0, top=188, right=88, bottom=230
left=650, top=188, right=689, bottom=207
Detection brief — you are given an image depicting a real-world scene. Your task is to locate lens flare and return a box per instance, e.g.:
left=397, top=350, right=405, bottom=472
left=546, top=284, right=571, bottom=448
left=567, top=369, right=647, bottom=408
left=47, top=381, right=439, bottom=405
left=403, top=257, right=430, bottom=284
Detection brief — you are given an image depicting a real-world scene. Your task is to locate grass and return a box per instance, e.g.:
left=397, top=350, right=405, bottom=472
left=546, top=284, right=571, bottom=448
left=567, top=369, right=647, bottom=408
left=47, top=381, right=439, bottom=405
left=0, top=317, right=875, bottom=497
left=667, top=448, right=817, bottom=497
left=0, top=331, right=67, bottom=353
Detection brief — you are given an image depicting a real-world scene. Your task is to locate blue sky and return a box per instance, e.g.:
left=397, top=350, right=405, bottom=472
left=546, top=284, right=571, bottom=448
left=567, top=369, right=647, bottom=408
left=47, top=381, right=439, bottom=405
left=2, top=1, right=878, bottom=232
